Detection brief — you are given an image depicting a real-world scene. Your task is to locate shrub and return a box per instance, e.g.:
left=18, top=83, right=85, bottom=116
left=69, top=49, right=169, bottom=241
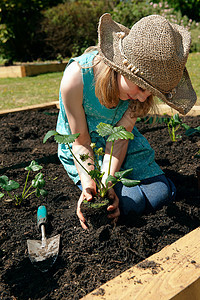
left=111, top=0, right=154, bottom=28
left=40, top=0, right=116, bottom=59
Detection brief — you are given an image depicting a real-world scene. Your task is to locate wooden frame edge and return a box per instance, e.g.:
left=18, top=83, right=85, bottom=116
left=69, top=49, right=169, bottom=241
left=0, top=101, right=59, bottom=115
left=0, top=103, right=199, bottom=116
left=0, top=62, right=68, bottom=78
left=81, top=227, right=200, bottom=300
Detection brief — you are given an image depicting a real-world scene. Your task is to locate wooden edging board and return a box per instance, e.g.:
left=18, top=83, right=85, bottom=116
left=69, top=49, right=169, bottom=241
left=0, top=101, right=60, bottom=115
left=81, top=226, right=200, bottom=300
left=0, top=62, right=68, bottom=78
left=0, top=102, right=200, bottom=116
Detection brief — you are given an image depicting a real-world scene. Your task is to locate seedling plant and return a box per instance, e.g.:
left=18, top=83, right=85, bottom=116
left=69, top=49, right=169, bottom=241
left=137, top=114, right=197, bottom=142
left=43, top=122, right=140, bottom=203
left=0, top=160, right=48, bottom=205
left=163, top=114, right=188, bottom=142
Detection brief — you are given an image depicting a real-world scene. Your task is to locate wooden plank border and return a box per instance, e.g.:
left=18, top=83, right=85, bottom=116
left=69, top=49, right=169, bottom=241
left=0, top=103, right=199, bottom=116
left=82, top=227, right=200, bottom=300
left=0, top=62, right=67, bottom=78
left=0, top=101, right=60, bottom=115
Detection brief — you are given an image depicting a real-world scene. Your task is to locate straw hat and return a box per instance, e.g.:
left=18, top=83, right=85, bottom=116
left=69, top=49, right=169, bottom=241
left=97, top=13, right=197, bottom=115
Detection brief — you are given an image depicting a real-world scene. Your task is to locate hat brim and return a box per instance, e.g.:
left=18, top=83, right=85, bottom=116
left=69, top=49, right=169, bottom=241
left=97, top=13, right=197, bottom=115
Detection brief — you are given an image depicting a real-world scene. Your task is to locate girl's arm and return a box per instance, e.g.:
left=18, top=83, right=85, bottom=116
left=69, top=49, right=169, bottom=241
left=60, top=61, right=96, bottom=195
left=102, top=107, right=137, bottom=178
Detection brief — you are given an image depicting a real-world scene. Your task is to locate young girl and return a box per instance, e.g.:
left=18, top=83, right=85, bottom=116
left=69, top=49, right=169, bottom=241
left=56, top=13, right=196, bottom=229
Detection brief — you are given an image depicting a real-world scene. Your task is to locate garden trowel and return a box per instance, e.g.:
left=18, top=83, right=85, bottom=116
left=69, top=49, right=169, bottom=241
left=27, top=205, right=60, bottom=272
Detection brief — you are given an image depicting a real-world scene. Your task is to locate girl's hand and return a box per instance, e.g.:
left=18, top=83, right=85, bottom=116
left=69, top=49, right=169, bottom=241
left=107, top=188, right=120, bottom=222
left=76, top=185, right=96, bottom=230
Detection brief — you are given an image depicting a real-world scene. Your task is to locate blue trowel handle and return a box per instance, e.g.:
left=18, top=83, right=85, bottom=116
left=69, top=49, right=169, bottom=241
left=37, top=206, right=47, bottom=229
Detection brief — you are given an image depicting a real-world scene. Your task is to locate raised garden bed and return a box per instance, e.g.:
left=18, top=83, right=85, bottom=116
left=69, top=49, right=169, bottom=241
left=0, top=107, right=199, bottom=299
left=0, top=62, right=68, bottom=78
left=83, top=226, right=200, bottom=299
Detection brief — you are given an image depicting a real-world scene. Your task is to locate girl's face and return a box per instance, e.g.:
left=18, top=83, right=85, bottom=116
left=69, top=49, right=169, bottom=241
left=117, top=74, right=151, bottom=102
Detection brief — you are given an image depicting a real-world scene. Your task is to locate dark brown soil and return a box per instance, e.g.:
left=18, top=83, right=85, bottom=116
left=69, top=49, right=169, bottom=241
left=0, top=108, right=199, bottom=300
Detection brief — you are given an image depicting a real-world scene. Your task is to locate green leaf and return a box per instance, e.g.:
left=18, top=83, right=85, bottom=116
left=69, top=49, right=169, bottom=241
left=0, top=175, right=9, bottom=186
left=136, top=117, right=141, bottom=123
left=32, top=173, right=45, bottom=189
left=0, top=192, right=5, bottom=198
left=105, top=175, right=117, bottom=185
left=181, top=123, right=190, bottom=131
left=185, top=126, right=200, bottom=136
left=35, top=188, right=40, bottom=197
left=96, top=123, right=115, bottom=137
left=43, top=130, right=58, bottom=143
left=0, top=176, right=19, bottom=191
left=39, top=189, right=48, bottom=197
left=114, top=168, right=133, bottom=179
left=25, top=160, right=43, bottom=172
left=96, top=123, right=134, bottom=142
left=88, top=169, right=103, bottom=181
left=107, top=128, right=134, bottom=142
left=120, top=178, right=140, bottom=187
left=6, top=180, right=19, bottom=191
left=54, top=133, right=80, bottom=144
left=171, top=114, right=182, bottom=126
left=164, top=116, right=170, bottom=124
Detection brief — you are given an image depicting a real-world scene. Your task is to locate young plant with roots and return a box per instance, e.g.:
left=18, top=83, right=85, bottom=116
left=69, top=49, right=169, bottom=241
left=44, top=122, right=140, bottom=200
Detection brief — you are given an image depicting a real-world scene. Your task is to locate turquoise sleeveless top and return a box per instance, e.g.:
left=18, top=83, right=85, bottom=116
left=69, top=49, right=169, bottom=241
left=56, top=51, right=163, bottom=184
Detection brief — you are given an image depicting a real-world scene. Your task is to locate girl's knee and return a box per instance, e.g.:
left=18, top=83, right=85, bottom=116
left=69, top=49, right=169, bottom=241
left=141, top=177, right=176, bottom=210
left=116, top=176, right=176, bottom=215
left=115, top=184, right=146, bottom=215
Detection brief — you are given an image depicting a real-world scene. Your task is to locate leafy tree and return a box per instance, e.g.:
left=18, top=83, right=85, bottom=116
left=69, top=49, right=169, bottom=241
left=0, top=0, right=63, bottom=62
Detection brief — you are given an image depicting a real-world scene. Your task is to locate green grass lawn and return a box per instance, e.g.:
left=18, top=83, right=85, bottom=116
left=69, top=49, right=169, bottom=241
left=186, top=53, right=200, bottom=104
left=0, top=53, right=200, bottom=111
left=0, top=72, right=63, bottom=111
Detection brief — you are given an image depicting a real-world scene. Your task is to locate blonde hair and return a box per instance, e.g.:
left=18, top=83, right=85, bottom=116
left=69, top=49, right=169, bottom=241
left=95, top=60, right=120, bottom=108
left=84, top=47, right=156, bottom=117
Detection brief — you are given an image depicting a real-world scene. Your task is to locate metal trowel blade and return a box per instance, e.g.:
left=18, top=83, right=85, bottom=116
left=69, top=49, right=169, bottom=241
left=27, top=234, right=60, bottom=272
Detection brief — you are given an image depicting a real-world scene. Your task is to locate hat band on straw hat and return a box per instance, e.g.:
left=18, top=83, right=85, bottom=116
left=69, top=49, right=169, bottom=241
left=117, top=32, right=141, bottom=76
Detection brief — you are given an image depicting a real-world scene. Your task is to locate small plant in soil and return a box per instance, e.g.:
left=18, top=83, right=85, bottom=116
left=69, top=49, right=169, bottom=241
left=0, top=160, right=48, bottom=205
left=43, top=123, right=140, bottom=222
left=163, top=113, right=189, bottom=142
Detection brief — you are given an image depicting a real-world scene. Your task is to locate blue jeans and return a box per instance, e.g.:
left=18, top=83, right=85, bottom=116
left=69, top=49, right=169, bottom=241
left=76, top=174, right=176, bottom=215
